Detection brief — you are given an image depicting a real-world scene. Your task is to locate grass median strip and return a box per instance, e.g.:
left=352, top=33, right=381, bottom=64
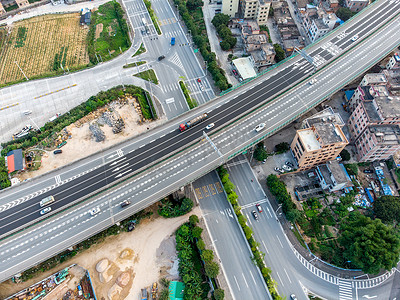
left=179, top=81, right=197, bottom=109
left=134, top=69, right=159, bottom=84
left=123, top=61, right=146, bottom=68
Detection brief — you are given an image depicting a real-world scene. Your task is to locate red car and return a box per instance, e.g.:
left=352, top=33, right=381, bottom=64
left=256, top=204, right=262, bottom=213
left=232, top=69, right=238, bottom=76
left=197, top=78, right=201, bottom=83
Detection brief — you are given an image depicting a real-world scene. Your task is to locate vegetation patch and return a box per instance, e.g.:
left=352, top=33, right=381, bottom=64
left=179, top=81, right=197, bottom=109
left=158, top=197, right=193, bottom=218
left=211, top=14, right=237, bottom=51
left=134, top=69, right=159, bottom=84
left=132, top=42, right=146, bottom=57
left=0, top=13, right=90, bottom=86
left=1, top=85, right=157, bottom=158
left=123, top=61, right=146, bottom=68
left=87, top=1, right=131, bottom=64
left=0, top=156, right=11, bottom=189
left=143, top=0, right=161, bottom=35
left=173, top=0, right=231, bottom=91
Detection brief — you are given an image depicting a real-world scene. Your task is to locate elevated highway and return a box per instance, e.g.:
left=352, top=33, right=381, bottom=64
left=0, top=0, right=400, bottom=282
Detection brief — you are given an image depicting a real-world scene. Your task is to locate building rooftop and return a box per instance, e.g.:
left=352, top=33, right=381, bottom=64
left=318, top=161, right=351, bottom=188
left=298, top=128, right=321, bottom=151
left=382, top=68, right=400, bottom=91
left=261, top=43, right=275, bottom=55
left=363, top=73, right=387, bottom=85
left=232, top=57, right=257, bottom=79
left=314, top=18, right=329, bottom=30
left=359, top=85, right=375, bottom=101
left=246, top=34, right=267, bottom=45
left=303, top=106, right=345, bottom=128
left=370, top=125, right=400, bottom=145
left=375, top=95, right=400, bottom=119
left=314, top=123, right=346, bottom=145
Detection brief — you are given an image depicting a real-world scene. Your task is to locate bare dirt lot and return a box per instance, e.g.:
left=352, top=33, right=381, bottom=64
left=17, top=100, right=166, bottom=181
left=0, top=206, right=201, bottom=300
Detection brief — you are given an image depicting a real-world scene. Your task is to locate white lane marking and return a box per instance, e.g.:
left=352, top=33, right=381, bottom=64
left=276, top=235, right=284, bottom=248
left=233, top=275, right=240, bottom=290
left=284, top=268, right=292, bottom=284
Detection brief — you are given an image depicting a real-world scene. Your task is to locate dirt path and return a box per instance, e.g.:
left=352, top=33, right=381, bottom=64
left=0, top=206, right=201, bottom=300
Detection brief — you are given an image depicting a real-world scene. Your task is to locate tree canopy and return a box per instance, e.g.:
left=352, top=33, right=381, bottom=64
left=373, top=196, right=400, bottom=225
left=273, top=44, right=286, bottom=62
left=336, top=7, right=354, bottom=21
left=211, top=13, right=230, bottom=28
left=339, top=212, right=400, bottom=274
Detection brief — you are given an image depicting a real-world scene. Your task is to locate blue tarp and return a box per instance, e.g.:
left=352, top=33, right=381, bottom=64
left=345, top=90, right=355, bottom=101
left=365, top=188, right=374, bottom=202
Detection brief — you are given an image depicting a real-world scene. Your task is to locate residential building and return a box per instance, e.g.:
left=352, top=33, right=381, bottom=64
left=291, top=107, right=348, bottom=171
left=6, top=149, right=24, bottom=173
left=0, top=2, right=6, bottom=15
left=383, top=68, right=400, bottom=91
left=359, top=73, right=387, bottom=87
left=222, top=0, right=240, bottom=17
left=15, top=0, right=29, bottom=8
left=347, top=84, right=388, bottom=111
left=232, top=57, right=257, bottom=79
left=302, top=6, right=338, bottom=43
left=240, top=0, right=271, bottom=25
left=316, top=160, right=353, bottom=193
left=345, top=0, right=369, bottom=12
left=249, top=43, right=275, bottom=69
left=386, top=52, right=400, bottom=70
left=245, top=33, right=267, bottom=51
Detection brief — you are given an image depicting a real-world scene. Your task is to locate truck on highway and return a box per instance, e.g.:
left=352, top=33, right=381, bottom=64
left=171, top=37, right=175, bottom=45
left=40, top=195, right=55, bottom=207
left=179, top=113, right=208, bottom=132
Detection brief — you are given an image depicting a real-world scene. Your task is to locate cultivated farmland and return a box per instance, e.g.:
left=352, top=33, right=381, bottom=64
left=0, top=13, right=89, bottom=86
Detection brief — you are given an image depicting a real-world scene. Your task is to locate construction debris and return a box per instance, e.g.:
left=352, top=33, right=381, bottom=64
left=89, top=123, right=105, bottom=142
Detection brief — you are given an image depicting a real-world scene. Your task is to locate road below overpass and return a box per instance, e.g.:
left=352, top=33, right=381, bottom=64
left=1, top=0, right=400, bottom=282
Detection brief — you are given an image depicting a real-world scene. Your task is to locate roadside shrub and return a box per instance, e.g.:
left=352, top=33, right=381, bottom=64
left=158, top=197, right=193, bottom=218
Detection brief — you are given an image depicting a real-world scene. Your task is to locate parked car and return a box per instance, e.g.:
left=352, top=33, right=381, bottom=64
left=232, top=69, right=238, bottom=76
left=290, top=294, right=298, bottom=300
left=285, top=161, right=294, bottom=168
left=364, top=169, right=373, bottom=174
left=121, top=200, right=131, bottom=208
left=255, top=123, right=266, bottom=132
left=262, top=159, right=267, bottom=164
left=89, top=207, right=100, bottom=216
left=275, top=167, right=284, bottom=173
left=205, top=123, right=215, bottom=130
left=256, top=204, right=263, bottom=213
left=53, top=149, right=62, bottom=154
left=252, top=210, right=259, bottom=220
left=40, top=207, right=51, bottom=215
left=282, top=164, right=292, bottom=171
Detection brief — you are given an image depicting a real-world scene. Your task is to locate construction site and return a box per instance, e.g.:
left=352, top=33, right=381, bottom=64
left=5, top=264, right=96, bottom=300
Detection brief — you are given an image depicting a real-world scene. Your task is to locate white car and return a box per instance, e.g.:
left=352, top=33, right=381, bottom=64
left=205, top=123, right=215, bottom=130
left=351, top=35, right=358, bottom=42
left=275, top=167, right=284, bottom=173
left=40, top=207, right=51, bottom=215
left=309, top=78, right=317, bottom=85
left=282, top=164, right=292, bottom=171
left=255, top=123, right=266, bottom=132
left=89, top=207, right=100, bottom=216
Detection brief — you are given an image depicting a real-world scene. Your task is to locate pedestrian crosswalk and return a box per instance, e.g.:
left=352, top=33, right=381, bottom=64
left=169, top=52, right=184, bottom=71
left=338, top=280, right=353, bottom=300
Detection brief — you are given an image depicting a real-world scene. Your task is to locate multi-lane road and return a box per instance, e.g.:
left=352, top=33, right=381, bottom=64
left=1, top=0, right=400, bottom=286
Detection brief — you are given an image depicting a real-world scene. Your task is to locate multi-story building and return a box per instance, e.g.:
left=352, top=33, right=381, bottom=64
left=15, top=0, right=29, bottom=8
left=222, top=0, right=240, bottom=17
left=383, top=68, right=400, bottom=91
left=291, top=107, right=348, bottom=171
left=345, top=0, right=369, bottom=12
left=302, top=7, right=338, bottom=43
left=386, top=52, right=400, bottom=70
left=240, top=0, right=271, bottom=25
left=249, top=43, right=275, bottom=69
left=0, top=2, right=6, bottom=15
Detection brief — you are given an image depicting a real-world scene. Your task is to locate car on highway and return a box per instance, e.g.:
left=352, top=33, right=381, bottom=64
left=275, top=167, right=284, bottom=173
left=255, top=123, right=266, bottom=132
left=256, top=204, right=262, bottom=213
left=351, top=35, right=359, bottom=42
left=121, top=200, right=131, bottom=208
left=40, top=207, right=51, bottom=215
left=282, top=164, right=291, bottom=171
left=158, top=55, right=165, bottom=61
left=309, top=78, right=317, bottom=85
left=89, top=207, right=100, bottom=216
left=252, top=210, right=259, bottom=220
left=290, top=294, right=297, bottom=300
left=205, top=123, right=215, bottom=130
left=286, top=161, right=294, bottom=168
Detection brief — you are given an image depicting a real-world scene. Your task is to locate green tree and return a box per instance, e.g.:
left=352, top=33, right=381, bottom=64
left=211, top=13, right=230, bottom=28
left=339, top=212, right=400, bottom=274
left=254, top=146, right=268, bottom=161
left=340, top=149, right=351, bottom=161
left=186, top=0, right=203, bottom=10
left=220, top=40, right=231, bottom=51
left=196, top=239, right=205, bottom=250
left=273, top=44, right=285, bottom=62
left=286, top=209, right=302, bottom=223
left=205, top=261, right=220, bottom=278
left=336, top=7, right=354, bottom=21
left=275, top=142, right=289, bottom=152
left=189, top=214, right=199, bottom=225
left=345, top=163, right=358, bottom=176
left=374, top=196, right=400, bottom=225
left=201, top=249, right=214, bottom=262
left=191, top=226, right=203, bottom=239
left=213, top=288, right=225, bottom=300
